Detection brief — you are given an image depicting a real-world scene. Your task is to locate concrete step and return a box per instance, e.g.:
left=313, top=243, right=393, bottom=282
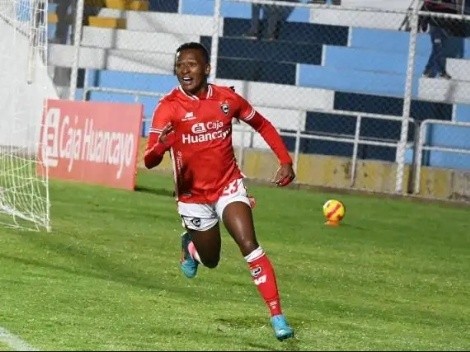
left=418, top=76, right=470, bottom=104
left=48, top=43, right=174, bottom=74
left=215, top=78, right=335, bottom=112
left=447, top=58, right=470, bottom=82
left=97, top=8, right=219, bottom=36
left=81, top=26, right=199, bottom=53
left=309, top=6, right=406, bottom=30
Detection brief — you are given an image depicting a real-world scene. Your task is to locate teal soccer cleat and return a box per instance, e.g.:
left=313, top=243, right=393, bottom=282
left=180, top=232, right=198, bottom=278
left=270, top=314, right=294, bottom=341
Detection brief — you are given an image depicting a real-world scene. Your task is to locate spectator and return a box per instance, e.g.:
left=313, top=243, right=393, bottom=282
left=53, top=0, right=72, bottom=44
left=52, top=0, right=103, bottom=96
left=420, top=0, right=464, bottom=79
left=244, top=0, right=299, bottom=40
left=144, top=42, right=296, bottom=341
left=53, top=0, right=103, bottom=44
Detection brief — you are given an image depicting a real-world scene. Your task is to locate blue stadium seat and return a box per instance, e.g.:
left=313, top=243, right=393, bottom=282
left=424, top=150, right=470, bottom=170
left=355, top=144, right=396, bottom=162
left=48, top=24, right=56, bottom=39
left=304, top=112, right=356, bottom=136
left=302, top=111, right=402, bottom=162
left=333, top=92, right=453, bottom=122
left=148, top=0, right=179, bottom=12
left=305, top=111, right=401, bottom=141
left=201, top=36, right=322, bottom=65
left=281, top=131, right=397, bottom=162
left=179, top=0, right=214, bottom=15
left=84, top=70, right=178, bottom=136
left=223, top=17, right=348, bottom=45
left=47, top=1, right=57, bottom=39
left=417, top=117, right=470, bottom=170
left=86, top=90, right=158, bottom=136
left=297, top=64, right=420, bottom=97
left=85, top=90, right=158, bottom=114
left=86, top=70, right=178, bottom=93
left=455, top=104, right=470, bottom=123
left=57, top=5, right=466, bottom=167
left=215, top=57, right=296, bottom=85
left=428, top=124, right=470, bottom=149
left=75, top=88, right=85, bottom=101
left=350, top=27, right=470, bottom=59
left=180, top=0, right=310, bottom=22
left=324, top=46, right=428, bottom=75
left=281, top=131, right=354, bottom=157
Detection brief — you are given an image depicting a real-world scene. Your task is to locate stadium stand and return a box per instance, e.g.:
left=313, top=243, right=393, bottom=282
left=46, top=0, right=470, bottom=170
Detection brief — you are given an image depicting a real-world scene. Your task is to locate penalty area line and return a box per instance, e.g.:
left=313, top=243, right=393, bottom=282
left=0, top=326, right=39, bottom=351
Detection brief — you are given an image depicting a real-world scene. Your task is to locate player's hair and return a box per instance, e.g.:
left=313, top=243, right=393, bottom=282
left=175, top=42, right=210, bottom=64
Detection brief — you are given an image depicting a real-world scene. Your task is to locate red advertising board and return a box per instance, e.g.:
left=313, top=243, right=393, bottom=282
left=38, top=99, right=143, bottom=190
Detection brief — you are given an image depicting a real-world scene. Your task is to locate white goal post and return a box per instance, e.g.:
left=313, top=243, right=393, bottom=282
left=0, top=0, right=52, bottom=231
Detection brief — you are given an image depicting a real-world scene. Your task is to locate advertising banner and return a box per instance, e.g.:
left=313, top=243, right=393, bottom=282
left=38, top=99, right=143, bottom=190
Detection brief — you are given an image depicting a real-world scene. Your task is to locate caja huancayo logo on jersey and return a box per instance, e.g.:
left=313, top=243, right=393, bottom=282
left=182, top=121, right=230, bottom=144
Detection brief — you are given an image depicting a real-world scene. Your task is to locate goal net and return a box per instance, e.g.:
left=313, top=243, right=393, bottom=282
left=0, top=0, right=52, bottom=231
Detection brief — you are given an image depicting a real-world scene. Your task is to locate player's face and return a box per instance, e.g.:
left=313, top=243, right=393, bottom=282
left=175, top=48, right=211, bottom=96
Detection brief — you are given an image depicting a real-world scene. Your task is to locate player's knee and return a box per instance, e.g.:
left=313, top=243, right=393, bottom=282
left=201, top=256, right=220, bottom=268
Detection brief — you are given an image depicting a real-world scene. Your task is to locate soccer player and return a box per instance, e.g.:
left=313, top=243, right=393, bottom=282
left=144, top=42, right=295, bottom=341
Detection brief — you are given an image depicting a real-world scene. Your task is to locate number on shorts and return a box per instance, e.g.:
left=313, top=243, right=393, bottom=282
left=221, top=179, right=239, bottom=196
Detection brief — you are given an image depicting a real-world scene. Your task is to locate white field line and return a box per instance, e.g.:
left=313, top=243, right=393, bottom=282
left=0, top=327, right=39, bottom=351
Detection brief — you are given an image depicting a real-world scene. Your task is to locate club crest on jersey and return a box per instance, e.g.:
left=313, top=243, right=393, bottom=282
left=220, top=102, right=230, bottom=115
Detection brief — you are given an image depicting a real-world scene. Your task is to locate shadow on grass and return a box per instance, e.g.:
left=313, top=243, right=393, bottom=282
left=247, top=340, right=300, bottom=351
left=327, top=222, right=366, bottom=231
left=134, top=185, right=174, bottom=198
left=0, top=233, right=183, bottom=295
left=215, top=317, right=301, bottom=351
left=0, top=250, right=171, bottom=292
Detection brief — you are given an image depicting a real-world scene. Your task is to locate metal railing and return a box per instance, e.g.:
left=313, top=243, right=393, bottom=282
left=414, top=119, right=470, bottom=194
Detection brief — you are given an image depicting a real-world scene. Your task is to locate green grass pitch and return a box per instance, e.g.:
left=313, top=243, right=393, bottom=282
left=0, top=169, right=469, bottom=350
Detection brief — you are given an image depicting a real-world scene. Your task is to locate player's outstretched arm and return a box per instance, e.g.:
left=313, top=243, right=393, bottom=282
left=243, top=111, right=296, bottom=187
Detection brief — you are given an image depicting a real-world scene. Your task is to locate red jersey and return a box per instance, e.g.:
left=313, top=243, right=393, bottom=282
left=145, top=84, right=292, bottom=203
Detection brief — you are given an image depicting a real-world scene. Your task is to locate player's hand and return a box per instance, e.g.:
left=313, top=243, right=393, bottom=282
left=158, top=123, right=175, bottom=146
left=272, top=163, right=295, bottom=187
left=248, top=195, right=256, bottom=209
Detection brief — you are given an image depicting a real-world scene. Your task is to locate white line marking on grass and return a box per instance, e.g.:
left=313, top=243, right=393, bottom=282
left=0, top=327, right=39, bottom=351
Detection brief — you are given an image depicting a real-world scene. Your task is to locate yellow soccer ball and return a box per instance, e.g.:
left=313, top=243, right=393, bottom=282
left=323, top=199, right=346, bottom=225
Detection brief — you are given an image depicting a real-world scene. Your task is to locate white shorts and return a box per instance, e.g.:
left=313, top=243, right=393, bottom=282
left=178, top=178, right=251, bottom=231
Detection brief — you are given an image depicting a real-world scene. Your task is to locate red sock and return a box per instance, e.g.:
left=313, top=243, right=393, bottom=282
left=248, top=251, right=282, bottom=317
